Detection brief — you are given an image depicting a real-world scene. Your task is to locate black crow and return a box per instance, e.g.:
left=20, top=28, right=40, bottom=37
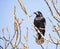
left=34, top=11, right=46, bottom=43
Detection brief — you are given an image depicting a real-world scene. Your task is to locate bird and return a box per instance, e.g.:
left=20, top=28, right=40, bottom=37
left=34, top=11, right=46, bottom=44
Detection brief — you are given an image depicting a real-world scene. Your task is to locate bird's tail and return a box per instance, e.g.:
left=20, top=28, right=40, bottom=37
left=36, top=37, right=44, bottom=45
left=34, top=34, right=44, bottom=45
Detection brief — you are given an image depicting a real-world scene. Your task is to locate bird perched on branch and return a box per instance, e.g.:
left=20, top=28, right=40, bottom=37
left=34, top=11, right=46, bottom=44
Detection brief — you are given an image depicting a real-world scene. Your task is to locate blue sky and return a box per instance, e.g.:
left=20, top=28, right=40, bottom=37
left=0, top=0, right=60, bottom=49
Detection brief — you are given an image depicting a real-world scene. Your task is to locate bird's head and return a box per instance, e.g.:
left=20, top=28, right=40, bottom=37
left=34, top=11, right=43, bottom=17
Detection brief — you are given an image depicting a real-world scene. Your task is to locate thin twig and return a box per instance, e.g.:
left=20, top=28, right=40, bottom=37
left=6, top=26, right=10, bottom=40
left=49, top=34, right=55, bottom=44
left=5, top=32, right=15, bottom=49
left=3, top=36, right=9, bottom=41
left=0, top=37, right=5, bottom=49
left=0, top=45, right=3, bottom=49
left=44, top=0, right=53, bottom=15
left=48, top=18, right=60, bottom=38
left=19, top=26, right=21, bottom=43
left=51, top=0, right=60, bottom=16
left=44, top=0, right=60, bottom=23
left=14, top=6, right=19, bottom=45
left=56, top=43, right=58, bottom=49
left=17, top=25, right=21, bottom=47
left=40, top=45, right=44, bottom=49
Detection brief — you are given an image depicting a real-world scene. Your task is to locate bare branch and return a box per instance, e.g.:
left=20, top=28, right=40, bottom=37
left=49, top=34, right=55, bottom=44
left=51, top=0, right=60, bottom=16
left=48, top=18, right=60, bottom=38
left=24, top=27, right=28, bottom=42
left=18, top=0, right=27, bottom=15
left=56, top=43, right=58, bottom=49
left=14, top=6, right=19, bottom=46
left=44, top=0, right=60, bottom=23
left=17, top=26, right=21, bottom=47
left=6, top=26, right=10, bottom=40
left=40, top=45, right=44, bottom=49
left=44, top=0, right=53, bottom=15
left=0, top=45, right=3, bottom=49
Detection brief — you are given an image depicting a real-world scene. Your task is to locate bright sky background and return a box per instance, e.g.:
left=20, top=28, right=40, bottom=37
left=0, top=0, right=60, bottom=49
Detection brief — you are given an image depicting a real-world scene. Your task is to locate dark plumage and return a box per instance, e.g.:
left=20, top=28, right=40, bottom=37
left=34, top=11, right=46, bottom=40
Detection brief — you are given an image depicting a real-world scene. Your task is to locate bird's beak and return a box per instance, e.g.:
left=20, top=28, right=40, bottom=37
left=34, top=12, right=38, bottom=15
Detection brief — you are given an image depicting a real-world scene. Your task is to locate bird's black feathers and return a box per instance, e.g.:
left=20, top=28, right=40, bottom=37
left=34, top=11, right=46, bottom=40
